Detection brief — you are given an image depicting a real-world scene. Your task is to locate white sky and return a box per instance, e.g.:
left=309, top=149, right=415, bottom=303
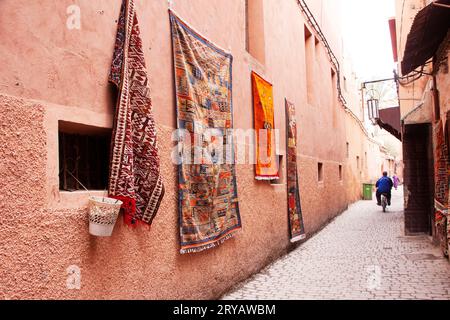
left=341, top=0, right=397, bottom=81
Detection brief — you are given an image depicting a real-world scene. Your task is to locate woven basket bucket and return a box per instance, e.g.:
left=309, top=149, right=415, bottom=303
left=88, top=196, right=123, bottom=237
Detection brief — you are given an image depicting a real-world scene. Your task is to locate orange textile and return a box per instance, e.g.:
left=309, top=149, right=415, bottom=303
left=251, top=72, right=279, bottom=180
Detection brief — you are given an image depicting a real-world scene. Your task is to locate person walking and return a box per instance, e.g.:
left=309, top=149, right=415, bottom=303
left=393, top=175, right=400, bottom=190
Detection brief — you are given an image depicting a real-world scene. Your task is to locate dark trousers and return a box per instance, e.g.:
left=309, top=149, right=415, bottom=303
left=376, top=190, right=391, bottom=205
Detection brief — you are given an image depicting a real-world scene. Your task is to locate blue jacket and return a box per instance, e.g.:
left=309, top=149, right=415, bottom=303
left=376, top=176, right=393, bottom=193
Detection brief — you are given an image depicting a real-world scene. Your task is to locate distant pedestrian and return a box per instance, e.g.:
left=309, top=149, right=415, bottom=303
left=393, top=175, right=400, bottom=190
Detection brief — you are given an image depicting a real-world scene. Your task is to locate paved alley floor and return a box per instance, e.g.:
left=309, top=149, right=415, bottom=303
left=222, top=187, right=450, bottom=300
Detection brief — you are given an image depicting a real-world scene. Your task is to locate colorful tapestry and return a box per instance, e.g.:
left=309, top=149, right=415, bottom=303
left=251, top=72, right=279, bottom=180
left=169, top=11, right=241, bottom=254
left=285, top=99, right=306, bottom=242
left=433, top=120, right=449, bottom=257
left=108, top=0, right=164, bottom=226
left=448, top=120, right=450, bottom=258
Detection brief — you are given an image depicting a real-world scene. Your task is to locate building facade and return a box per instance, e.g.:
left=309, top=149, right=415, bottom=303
left=392, top=0, right=449, bottom=255
left=0, top=0, right=397, bottom=299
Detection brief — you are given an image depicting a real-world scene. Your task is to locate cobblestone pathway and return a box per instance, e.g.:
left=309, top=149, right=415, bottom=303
left=223, top=187, right=450, bottom=300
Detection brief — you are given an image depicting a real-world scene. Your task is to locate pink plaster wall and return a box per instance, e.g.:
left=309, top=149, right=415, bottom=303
left=437, top=52, right=450, bottom=125
left=0, top=0, right=378, bottom=299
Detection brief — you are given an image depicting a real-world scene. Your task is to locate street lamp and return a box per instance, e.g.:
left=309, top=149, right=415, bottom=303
left=366, top=87, right=380, bottom=125
left=367, top=98, right=379, bottom=124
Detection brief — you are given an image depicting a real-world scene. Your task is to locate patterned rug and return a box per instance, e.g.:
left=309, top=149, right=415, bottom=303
left=285, top=100, right=306, bottom=242
left=169, top=11, right=241, bottom=254
left=251, top=72, right=279, bottom=180
left=108, top=0, right=164, bottom=226
left=433, top=120, right=449, bottom=257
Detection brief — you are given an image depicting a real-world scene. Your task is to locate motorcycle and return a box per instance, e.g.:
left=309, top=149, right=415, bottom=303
left=380, top=193, right=388, bottom=212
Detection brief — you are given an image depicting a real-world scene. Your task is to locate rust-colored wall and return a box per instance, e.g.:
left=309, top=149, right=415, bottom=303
left=394, top=0, right=448, bottom=238
left=437, top=52, right=450, bottom=125
left=0, top=0, right=382, bottom=299
left=395, top=0, right=431, bottom=119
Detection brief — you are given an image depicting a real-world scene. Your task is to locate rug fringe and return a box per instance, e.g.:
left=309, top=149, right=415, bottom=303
left=435, top=199, right=448, bottom=214
left=290, top=234, right=306, bottom=243
left=180, top=232, right=236, bottom=254
left=255, top=176, right=279, bottom=181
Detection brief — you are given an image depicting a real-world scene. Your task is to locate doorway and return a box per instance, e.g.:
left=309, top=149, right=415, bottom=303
left=402, top=123, right=434, bottom=235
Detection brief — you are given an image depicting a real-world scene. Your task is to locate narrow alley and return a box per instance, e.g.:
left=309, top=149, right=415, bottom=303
left=1, top=0, right=449, bottom=304
left=223, top=187, right=450, bottom=300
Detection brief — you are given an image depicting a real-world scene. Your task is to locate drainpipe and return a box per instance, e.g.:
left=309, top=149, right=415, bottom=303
left=432, top=74, right=440, bottom=122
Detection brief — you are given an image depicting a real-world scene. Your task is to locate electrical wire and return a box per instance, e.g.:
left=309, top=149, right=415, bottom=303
left=397, top=62, right=434, bottom=86
left=398, top=71, right=424, bottom=85
left=433, top=2, right=450, bottom=9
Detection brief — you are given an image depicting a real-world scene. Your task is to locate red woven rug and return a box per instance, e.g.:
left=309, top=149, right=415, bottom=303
left=285, top=99, right=306, bottom=242
left=108, top=0, right=164, bottom=226
left=433, top=120, right=449, bottom=256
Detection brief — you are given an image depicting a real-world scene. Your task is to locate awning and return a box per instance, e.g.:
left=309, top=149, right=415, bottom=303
left=401, top=0, right=450, bottom=75
left=376, top=107, right=402, bottom=141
